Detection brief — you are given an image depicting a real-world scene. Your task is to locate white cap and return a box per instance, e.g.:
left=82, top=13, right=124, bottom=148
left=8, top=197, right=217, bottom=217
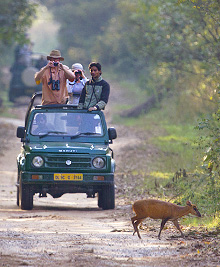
left=71, top=63, right=84, bottom=71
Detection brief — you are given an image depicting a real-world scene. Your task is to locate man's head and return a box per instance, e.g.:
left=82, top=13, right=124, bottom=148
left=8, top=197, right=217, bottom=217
left=47, top=50, right=64, bottom=61
left=89, top=62, right=102, bottom=80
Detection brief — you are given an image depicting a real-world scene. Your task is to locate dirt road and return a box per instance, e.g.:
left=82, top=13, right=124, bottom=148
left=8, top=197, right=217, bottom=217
left=0, top=89, right=219, bottom=266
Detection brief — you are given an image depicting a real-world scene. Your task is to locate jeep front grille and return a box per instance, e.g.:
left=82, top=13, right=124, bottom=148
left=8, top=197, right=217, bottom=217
left=44, top=155, right=91, bottom=169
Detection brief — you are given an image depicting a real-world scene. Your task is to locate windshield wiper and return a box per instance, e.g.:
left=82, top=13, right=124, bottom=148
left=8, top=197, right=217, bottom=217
left=70, top=132, right=101, bottom=139
left=39, top=131, right=67, bottom=138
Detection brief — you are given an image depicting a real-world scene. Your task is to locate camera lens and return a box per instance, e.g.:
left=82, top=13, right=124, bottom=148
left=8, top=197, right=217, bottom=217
left=54, top=62, right=58, bottom=66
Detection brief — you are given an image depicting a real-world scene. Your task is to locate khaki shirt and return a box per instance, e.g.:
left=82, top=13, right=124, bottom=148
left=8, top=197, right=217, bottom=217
left=38, top=66, right=70, bottom=105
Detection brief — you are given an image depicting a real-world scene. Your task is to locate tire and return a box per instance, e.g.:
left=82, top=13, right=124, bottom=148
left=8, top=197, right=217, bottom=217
left=19, top=183, right=33, bottom=210
left=17, top=186, right=19, bottom=206
left=101, top=184, right=115, bottom=210
left=98, top=191, right=103, bottom=208
left=17, top=171, right=20, bottom=206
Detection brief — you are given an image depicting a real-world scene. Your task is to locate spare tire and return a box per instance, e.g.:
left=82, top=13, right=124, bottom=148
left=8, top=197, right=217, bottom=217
left=21, top=66, right=38, bottom=87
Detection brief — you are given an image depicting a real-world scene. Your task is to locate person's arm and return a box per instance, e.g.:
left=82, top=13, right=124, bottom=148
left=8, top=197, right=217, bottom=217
left=35, top=62, right=51, bottom=82
left=81, top=77, right=88, bottom=85
left=60, top=63, right=75, bottom=82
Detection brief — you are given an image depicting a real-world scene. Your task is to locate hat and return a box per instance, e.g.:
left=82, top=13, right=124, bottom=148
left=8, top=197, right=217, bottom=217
left=72, top=63, right=84, bottom=71
left=47, top=50, right=64, bottom=61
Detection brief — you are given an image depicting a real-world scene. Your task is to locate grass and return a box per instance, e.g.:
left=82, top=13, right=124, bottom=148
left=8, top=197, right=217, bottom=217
left=151, top=124, right=202, bottom=173
left=183, top=214, right=220, bottom=231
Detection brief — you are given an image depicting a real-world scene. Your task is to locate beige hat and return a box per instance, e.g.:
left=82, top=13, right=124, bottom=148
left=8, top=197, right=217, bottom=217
left=47, top=49, right=64, bottom=61
left=72, top=63, right=84, bottom=71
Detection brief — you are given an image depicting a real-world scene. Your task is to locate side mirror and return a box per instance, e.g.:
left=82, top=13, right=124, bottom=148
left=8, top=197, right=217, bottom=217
left=108, top=127, right=117, bottom=143
left=17, top=126, right=25, bottom=139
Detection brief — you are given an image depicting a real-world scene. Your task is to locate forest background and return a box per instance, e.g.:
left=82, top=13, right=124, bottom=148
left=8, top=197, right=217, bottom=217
left=0, top=0, right=219, bottom=229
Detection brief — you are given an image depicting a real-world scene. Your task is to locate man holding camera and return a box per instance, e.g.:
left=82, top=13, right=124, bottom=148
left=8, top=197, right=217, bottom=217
left=35, top=49, right=75, bottom=105
left=67, top=63, right=88, bottom=105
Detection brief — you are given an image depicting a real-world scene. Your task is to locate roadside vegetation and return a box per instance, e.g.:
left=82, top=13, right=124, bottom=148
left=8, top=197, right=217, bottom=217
left=112, top=77, right=220, bottom=231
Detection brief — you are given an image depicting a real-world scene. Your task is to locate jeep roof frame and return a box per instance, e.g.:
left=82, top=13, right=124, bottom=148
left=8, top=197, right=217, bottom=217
left=25, top=92, right=78, bottom=127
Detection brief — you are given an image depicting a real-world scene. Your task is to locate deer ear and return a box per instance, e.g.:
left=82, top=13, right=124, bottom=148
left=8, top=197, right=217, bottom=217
left=186, top=200, right=192, bottom=206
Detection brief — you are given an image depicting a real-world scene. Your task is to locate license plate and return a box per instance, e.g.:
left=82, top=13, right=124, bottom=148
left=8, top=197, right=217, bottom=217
left=54, top=173, right=83, bottom=181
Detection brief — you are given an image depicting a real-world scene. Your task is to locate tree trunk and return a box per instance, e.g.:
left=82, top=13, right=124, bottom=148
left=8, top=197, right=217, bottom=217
left=121, top=90, right=167, bottom=118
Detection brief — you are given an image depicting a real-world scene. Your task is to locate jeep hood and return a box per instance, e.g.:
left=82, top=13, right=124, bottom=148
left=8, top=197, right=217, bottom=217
left=24, top=142, right=109, bottom=154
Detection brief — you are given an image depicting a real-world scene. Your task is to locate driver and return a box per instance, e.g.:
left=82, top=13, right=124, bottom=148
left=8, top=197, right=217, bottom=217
left=32, top=114, right=48, bottom=135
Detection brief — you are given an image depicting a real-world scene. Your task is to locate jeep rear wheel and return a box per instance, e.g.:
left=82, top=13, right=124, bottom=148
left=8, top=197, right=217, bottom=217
left=101, top=184, right=115, bottom=210
left=19, top=183, right=33, bottom=210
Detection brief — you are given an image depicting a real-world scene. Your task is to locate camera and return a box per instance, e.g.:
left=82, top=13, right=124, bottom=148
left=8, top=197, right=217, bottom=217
left=75, top=70, right=82, bottom=75
left=48, top=77, right=60, bottom=90
left=53, top=62, right=58, bottom=66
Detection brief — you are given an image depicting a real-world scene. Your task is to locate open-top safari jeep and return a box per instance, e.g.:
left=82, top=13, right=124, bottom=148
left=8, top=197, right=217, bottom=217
left=16, top=92, right=117, bottom=210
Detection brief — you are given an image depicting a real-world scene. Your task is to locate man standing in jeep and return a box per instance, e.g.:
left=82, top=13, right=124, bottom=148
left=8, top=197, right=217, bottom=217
left=34, top=49, right=75, bottom=105
left=78, top=62, right=110, bottom=111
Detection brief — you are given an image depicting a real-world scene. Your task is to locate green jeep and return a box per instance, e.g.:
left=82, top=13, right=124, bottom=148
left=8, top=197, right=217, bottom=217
left=16, top=92, right=117, bottom=210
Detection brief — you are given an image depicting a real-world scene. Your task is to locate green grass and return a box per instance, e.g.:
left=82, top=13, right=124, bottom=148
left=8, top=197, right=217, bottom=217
left=151, top=124, right=202, bottom=173
left=183, top=214, right=220, bottom=231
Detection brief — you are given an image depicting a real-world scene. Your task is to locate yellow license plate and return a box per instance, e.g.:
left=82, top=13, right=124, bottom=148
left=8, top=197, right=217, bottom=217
left=54, top=173, right=83, bottom=181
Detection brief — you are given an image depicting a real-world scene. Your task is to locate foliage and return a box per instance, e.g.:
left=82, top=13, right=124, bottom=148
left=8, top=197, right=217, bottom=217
left=111, top=77, right=219, bottom=223
left=28, top=5, right=60, bottom=55
left=0, top=0, right=37, bottom=94
left=0, top=0, right=218, bottom=222
left=38, top=0, right=220, bottom=108
left=0, top=0, right=36, bottom=45
left=192, top=95, right=220, bottom=214
left=38, top=0, right=117, bottom=67
left=106, top=1, right=220, bottom=218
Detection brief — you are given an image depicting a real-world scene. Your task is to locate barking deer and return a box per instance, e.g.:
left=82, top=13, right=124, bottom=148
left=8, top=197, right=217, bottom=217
left=131, top=199, right=201, bottom=239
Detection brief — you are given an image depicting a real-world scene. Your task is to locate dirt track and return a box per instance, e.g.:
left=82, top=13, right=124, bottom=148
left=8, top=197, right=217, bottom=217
left=0, top=86, right=219, bottom=266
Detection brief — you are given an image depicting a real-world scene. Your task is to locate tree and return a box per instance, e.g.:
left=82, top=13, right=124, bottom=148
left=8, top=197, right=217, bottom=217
left=39, top=0, right=117, bottom=67
left=113, top=0, right=220, bottom=89
left=95, top=0, right=220, bottom=117
left=0, top=0, right=37, bottom=97
left=0, top=0, right=36, bottom=44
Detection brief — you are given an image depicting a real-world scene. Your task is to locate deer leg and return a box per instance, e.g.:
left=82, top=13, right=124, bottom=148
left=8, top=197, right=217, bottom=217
left=158, top=218, right=169, bottom=239
left=134, top=219, right=143, bottom=239
left=131, top=216, right=143, bottom=239
left=131, top=216, right=137, bottom=235
left=173, top=219, right=184, bottom=238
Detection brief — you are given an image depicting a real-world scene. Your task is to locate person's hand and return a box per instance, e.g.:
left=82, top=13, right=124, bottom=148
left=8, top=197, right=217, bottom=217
left=59, top=62, right=64, bottom=70
left=47, top=61, right=56, bottom=68
left=81, top=71, right=86, bottom=79
left=88, top=106, right=98, bottom=111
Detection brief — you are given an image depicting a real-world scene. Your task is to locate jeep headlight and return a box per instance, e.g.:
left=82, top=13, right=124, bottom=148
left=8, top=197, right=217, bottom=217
left=92, top=157, right=105, bottom=169
left=32, top=156, right=44, bottom=167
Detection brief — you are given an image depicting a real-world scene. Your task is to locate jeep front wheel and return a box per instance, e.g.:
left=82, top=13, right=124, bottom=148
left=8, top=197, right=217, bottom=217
left=17, top=171, right=20, bottom=206
left=19, top=183, right=33, bottom=210
left=101, top=184, right=115, bottom=210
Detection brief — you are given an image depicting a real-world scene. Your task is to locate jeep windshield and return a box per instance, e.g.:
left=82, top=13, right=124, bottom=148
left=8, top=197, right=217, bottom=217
left=30, top=112, right=103, bottom=137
